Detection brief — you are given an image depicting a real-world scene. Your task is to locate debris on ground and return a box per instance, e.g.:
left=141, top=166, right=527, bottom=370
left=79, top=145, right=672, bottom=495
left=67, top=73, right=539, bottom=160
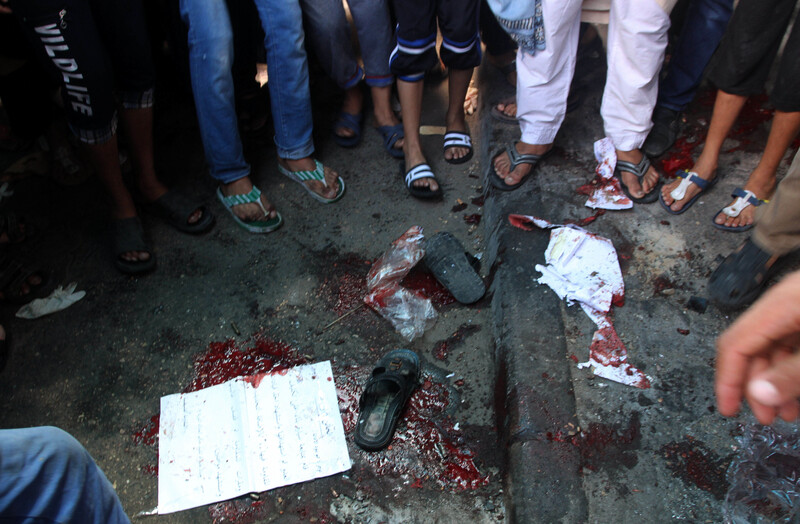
left=16, top=282, right=86, bottom=319
left=509, top=214, right=651, bottom=388
left=584, top=137, right=633, bottom=210
left=364, top=226, right=437, bottom=340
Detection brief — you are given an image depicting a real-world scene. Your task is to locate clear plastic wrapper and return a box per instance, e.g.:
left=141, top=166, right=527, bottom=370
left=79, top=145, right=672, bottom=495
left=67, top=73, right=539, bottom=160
left=364, top=226, right=436, bottom=340
left=724, top=423, right=800, bottom=523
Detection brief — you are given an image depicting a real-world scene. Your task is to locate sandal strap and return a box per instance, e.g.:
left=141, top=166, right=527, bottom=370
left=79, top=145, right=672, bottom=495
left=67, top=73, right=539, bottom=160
left=669, top=170, right=710, bottom=201
left=335, top=112, right=362, bottom=134
left=113, top=217, right=149, bottom=256
left=378, top=124, right=404, bottom=149
left=219, top=186, right=268, bottom=216
left=444, top=132, right=471, bottom=149
left=507, top=143, right=542, bottom=168
left=405, top=164, right=436, bottom=186
left=722, top=188, right=767, bottom=218
left=616, top=155, right=652, bottom=179
left=278, top=159, right=327, bottom=187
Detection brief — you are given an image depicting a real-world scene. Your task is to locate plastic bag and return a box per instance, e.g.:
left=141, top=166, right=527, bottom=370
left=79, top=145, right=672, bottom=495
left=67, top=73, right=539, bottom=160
left=724, top=423, right=800, bottom=523
left=364, top=226, right=437, bottom=340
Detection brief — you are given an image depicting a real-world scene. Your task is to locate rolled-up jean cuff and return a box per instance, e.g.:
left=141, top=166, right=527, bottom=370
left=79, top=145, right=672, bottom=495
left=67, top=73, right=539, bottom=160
left=521, top=127, right=559, bottom=145
left=275, top=138, right=315, bottom=161
left=72, top=112, right=117, bottom=145
left=365, top=74, right=394, bottom=88
left=342, top=66, right=364, bottom=90
left=120, top=88, right=155, bottom=110
left=610, top=132, right=648, bottom=153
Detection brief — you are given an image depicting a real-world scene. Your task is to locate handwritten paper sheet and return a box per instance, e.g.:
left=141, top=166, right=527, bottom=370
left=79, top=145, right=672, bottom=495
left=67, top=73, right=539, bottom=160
left=157, top=361, right=351, bottom=514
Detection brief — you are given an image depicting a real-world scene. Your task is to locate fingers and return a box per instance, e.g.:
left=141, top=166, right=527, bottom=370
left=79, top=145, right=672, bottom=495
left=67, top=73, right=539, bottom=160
left=743, top=356, right=779, bottom=424
left=748, top=350, right=800, bottom=421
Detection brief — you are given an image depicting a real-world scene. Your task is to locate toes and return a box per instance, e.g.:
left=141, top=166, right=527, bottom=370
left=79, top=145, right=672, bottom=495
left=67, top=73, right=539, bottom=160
left=188, top=209, right=202, bottom=225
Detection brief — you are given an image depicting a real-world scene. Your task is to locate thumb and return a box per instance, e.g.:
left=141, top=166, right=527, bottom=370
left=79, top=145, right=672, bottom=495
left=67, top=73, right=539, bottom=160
left=748, top=352, right=800, bottom=406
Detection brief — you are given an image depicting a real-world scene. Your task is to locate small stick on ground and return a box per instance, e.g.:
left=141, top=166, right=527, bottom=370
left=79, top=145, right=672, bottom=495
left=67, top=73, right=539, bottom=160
left=321, top=304, right=365, bottom=332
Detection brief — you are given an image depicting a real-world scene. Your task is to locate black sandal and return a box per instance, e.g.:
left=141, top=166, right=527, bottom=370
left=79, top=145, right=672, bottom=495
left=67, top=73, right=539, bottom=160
left=0, top=254, right=51, bottom=305
left=615, top=155, right=661, bottom=204
left=709, top=239, right=780, bottom=310
left=112, top=217, right=156, bottom=275
left=148, top=190, right=214, bottom=235
left=354, top=349, right=420, bottom=451
left=424, top=232, right=485, bottom=304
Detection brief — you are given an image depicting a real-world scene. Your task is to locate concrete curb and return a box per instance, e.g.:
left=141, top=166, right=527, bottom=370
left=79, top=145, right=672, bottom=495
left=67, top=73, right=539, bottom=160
left=478, top=65, right=588, bottom=522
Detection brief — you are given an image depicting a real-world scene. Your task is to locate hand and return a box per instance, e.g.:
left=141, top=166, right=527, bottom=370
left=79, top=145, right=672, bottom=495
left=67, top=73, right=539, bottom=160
left=463, top=84, right=478, bottom=116
left=715, top=270, right=800, bottom=424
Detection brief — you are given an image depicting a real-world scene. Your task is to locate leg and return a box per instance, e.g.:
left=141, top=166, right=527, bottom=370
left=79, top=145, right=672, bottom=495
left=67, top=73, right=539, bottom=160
left=713, top=110, right=800, bottom=229
left=255, top=0, right=342, bottom=199
left=397, top=78, right=436, bottom=191
left=0, top=427, right=130, bottom=524
left=603, top=0, right=670, bottom=200
left=493, top=0, right=582, bottom=185
left=179, top=0, right=277, bottom=223
left=480, top=0, right=517, bottom=86
left=444, top=68, right=474, bottom=161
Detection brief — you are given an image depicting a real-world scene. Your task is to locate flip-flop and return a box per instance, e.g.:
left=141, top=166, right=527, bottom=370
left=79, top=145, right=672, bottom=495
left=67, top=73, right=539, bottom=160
left=333, top=112, right=363, bottom=148
left=658, top=170, right=718, bottom=215
left=216, top=186, right=283, bottom=234
left=111, top=217, right=156, bottom=275
left=401, top=162, right=443, bottom=200
left=491, top=96, right=518, bottom=125
left=423, top=232, right=485, bottom=304
left=149, top=189, right=215, bottom=234
left=616, top=155, right=661, bottom=204
left=712, top=188, right=768, bottom=232
left=354, top=349, right=420, bottom=451
left=277, top=159, right=346, bottom=204
left=443, top=131, right=473, bottom=164
left=709, top=238, right=779, bottom=310
left=488, top=142, right=551, bottom=191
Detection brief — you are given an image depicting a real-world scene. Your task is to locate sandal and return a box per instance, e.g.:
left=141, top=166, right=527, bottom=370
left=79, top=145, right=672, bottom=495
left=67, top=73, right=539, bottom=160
left=112, top=217, right=156, bottom=275
left=709, top=238, right=780, bottom=309
left=216, top=186, right=283, bottom=234
left=489, top=142, right=551, bottom=191
left=0, top=211, right=34, bottom=245
left=0, top=254, right=51, bottom=304
left=149, top=189, right=214, bottom=235
left=376, top=124, right=405, bottom=159
left=491, top=96, right=517, bottom=125
left=277, top=159, right=346, bottom=204
left=423, top=232, right=485, bottom=304
left=712, top=188, right=768, bottom=232
left=401, top=162, right=443, bottom=200
left=616, top=155, right=661, bottom=204
left=443, top=131, right=473, bottom=165
left=658, top=170, right=718, bottom=215
left=354, top=349, right=420, bottom=451
left=333, top=112, right=363, bottom=148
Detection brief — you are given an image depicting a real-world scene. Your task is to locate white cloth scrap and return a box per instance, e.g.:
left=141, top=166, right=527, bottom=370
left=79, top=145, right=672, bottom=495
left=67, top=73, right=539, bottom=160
left=16, top=283, right=86, bottom=319
left=585, top=137, right=633, bottom=210
left=509, top=214, right=651, bottom=388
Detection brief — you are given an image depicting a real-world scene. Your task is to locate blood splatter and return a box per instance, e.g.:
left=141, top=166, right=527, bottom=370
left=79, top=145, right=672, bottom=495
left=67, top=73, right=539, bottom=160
left=132, top=414, right=159, bottom=446
left=208, top=498, right=271, bottom=524
left=431, top=324, right=482, bottom=361
left=661, top=437, right=730, bottom=500
left=470, top=195, right=485, bottom=207
left=317, top=255, right=372, bottom=315
left=451, top=202, right=468, bottom=212
left=652, top=275, right=677, bottom=296
left=565, top=210, right=605, bottom=227
left=677, top=328, right=690, bottom=336
left=336, top=366, right=489, bottom=490
left=401, top=268, right=456, bottom=307
left=548, top=413, right=641, bottom=471
left=463, top=213, right=482, bottom=225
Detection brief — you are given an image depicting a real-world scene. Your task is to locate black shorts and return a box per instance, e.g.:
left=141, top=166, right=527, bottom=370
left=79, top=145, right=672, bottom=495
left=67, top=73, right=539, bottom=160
left=11, top=0, right=155, bottom=143
left=390, top=0, right=481, bottom=81
left=708, top=0, right=800, bottom=112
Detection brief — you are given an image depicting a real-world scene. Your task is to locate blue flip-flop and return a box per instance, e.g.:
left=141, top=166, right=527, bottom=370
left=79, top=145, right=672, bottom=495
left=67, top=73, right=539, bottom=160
left=712, top=187, right=768, bottom=232
left=376, top=124, right=404, bottom=159
left=333, top=111, right=362, bottom=148
left=658, top=170, right=718, bottom=215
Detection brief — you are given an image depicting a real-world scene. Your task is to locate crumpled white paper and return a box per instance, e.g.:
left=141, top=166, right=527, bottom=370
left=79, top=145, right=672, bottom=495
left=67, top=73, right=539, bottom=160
left=16, top=282, right=86, bottom=319
left=509, top=214, right=651, bottom=388
left=584, top=137, right=633, bottom=210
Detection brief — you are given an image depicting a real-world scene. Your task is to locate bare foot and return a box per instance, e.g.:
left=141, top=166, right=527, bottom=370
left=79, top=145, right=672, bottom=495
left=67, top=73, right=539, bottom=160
left=495, top=101, right=517, bottom=119
left=616, top=149, right=659, bottom=200
left=660, top=156, right=717, bottom=213
left=713, top=176, right=775, bottom=230
left=220, top=176, right=278, bottom=222
left=444, top=109, right=470, bottom=162
left=492, top=142, right=551, bottom=186
left=279, top=157, right=342, bottom=201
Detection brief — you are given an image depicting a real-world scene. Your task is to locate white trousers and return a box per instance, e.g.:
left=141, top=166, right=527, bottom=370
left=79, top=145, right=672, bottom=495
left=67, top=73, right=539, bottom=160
left=516, top=0, right=670, bottom=151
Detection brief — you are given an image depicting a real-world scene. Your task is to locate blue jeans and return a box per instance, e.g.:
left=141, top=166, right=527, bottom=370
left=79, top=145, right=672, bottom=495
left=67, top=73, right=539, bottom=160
left=253, top=0, right=314, bottom=160
left=0, top=427, right=130, bottom=524
left=657, top=0, right=733, bottom=112
left=180, top=0, right=314, bottom=183
left=301, top=0, right=394, bottom=89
